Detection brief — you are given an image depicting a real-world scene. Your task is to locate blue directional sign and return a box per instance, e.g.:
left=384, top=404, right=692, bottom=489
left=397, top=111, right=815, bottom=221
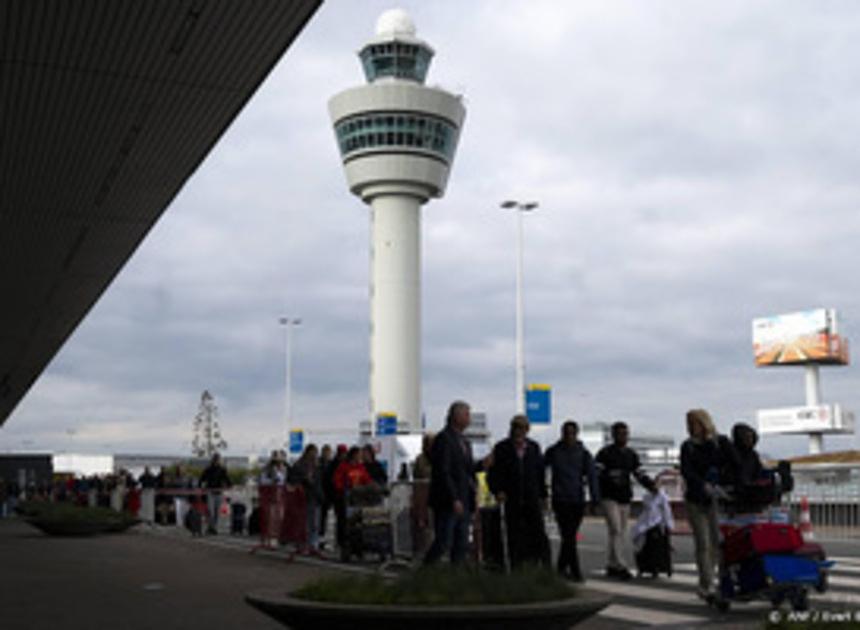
left=376, top=413, right=398, bottom=436
left=288, top=429, right=304, bottom=454
left=526, top=384, right=551, bottom=424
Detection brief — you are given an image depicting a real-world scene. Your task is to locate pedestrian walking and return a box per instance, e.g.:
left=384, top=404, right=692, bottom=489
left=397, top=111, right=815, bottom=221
left=333, top=446, right=373, bottom=561
left=318, top=444, right=333, bottom=543
left=424, top=400, right=492, bottom=566
left=680, top=409, right=725, bottom=599
left=487, top=414, right=551, bottom=568
left=544, top=420, right=600, bottom=581
left=293, top=444, right=324, bottom=554
left=596, top=421, right=656, bottom=579
left=199, top=453, right=231, bottom=535
left=412, top=432, right=435, bottom=557
left=324, top=445, right=348, bottom=552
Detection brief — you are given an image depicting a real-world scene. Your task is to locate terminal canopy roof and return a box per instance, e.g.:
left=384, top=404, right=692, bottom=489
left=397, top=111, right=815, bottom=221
left=0, top=0, right=321, bottom=425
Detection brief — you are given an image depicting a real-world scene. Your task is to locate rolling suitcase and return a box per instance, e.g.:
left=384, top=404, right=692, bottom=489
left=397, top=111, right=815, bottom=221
left=723, top=522, right=803, bottom=566
left=635, top=525, right=673, bottom=577
left=230, top=502, right=247, bottom=535
left=248, top=507, right=261, bottom=536
left=184, top=504, right=203, bottom=536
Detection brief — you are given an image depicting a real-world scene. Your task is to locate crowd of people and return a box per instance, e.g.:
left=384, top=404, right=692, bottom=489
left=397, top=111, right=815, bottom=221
left=0, top=469, right=151, bottom=516
left=1, top=400, right=771, bottom=601
left=254, top=442, right=392, bottom=558
left=418, top=399, right=769, bottom=598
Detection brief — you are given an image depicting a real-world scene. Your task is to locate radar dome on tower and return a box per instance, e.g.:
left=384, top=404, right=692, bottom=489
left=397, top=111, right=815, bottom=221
left=375, top=8, right=416, bottom=37
left=359, top=8, right=434, bottom=84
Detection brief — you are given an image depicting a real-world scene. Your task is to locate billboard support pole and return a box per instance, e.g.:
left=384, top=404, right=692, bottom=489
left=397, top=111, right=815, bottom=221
left=805, top=364, right=823, bottom=454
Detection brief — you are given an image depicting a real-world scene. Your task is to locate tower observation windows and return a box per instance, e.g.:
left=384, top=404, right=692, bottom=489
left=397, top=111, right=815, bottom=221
left=359, top=42, right=434, bottom=83
left=335, top=112, right=457, bottom=162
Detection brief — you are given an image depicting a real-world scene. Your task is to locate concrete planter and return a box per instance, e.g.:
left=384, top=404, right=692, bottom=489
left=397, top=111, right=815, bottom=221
left=245, top=588, right=611, bottom=630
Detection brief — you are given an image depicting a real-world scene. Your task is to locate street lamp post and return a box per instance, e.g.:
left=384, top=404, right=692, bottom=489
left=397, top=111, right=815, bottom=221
left=500, top=200, right=538, bottom=414
left=278, top=316, right=302, bottom=449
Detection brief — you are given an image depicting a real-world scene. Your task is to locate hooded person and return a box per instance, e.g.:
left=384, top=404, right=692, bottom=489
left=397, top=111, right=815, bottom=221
left=732, top=423, right=764, bottom=487
left=730, top=422, right=771, bottom=511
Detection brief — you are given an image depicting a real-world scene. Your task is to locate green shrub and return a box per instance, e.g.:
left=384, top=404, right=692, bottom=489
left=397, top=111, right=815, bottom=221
left=18, top=501, right=137, bottom=526
left=294, top=566, right=576, bottom=606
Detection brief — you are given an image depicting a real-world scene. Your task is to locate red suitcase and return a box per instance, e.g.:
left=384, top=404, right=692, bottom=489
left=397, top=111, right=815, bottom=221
left=723, top=522, right=803, bottom=566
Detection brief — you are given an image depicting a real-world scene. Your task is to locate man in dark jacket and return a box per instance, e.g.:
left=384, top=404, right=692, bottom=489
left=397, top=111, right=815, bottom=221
left=596, top=422, right=656, bottom=579
left=488, top=414, right=551, bottom=568
left=424, top=400, right=490, bottom=565
left=544, top=420, right=600, bottom=581
left=199, top=453, right=231, bottom=535
left=729, top=422, right=769, bottom=510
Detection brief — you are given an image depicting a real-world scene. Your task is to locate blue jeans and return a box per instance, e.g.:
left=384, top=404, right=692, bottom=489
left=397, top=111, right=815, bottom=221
left=424, top=508, right=471, bottom=565
left=306, top=503, right=320, bottom=549
left=207, top=492, right=222, bottom=531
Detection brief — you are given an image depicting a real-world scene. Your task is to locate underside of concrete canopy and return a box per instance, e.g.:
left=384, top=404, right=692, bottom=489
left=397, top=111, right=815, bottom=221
left=0, top=0, right=322, bottom=425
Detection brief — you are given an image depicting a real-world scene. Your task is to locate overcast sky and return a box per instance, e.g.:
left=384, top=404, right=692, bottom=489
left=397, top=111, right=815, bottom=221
left=3, top=0, right=859, bottom=458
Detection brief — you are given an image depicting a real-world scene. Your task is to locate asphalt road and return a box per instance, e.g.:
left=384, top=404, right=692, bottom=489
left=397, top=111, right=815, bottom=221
left=0, top=518, right=333, bottom=630
left=568, top=518, right=860, bottom=628
left=3, top=515, right=858, bottom=629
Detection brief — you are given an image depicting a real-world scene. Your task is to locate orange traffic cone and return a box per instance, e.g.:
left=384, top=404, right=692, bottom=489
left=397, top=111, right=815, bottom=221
left=799, top=496, right=815, bottom=541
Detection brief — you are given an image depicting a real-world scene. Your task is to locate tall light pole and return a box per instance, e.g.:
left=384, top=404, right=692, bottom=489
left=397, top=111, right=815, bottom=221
left=279, top=316, right=301, bottom=448
left=500, top=200, right=538, bottom=414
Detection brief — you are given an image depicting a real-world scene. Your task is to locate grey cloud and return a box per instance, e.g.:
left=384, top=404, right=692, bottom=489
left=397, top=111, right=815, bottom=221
left=4, top=1, right=859, bottom=460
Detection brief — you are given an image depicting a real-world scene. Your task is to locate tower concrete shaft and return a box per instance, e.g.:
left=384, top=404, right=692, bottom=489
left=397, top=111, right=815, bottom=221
left=371, top=194, right=421, bottom=430
left=328, top=10, right=465, bottom=434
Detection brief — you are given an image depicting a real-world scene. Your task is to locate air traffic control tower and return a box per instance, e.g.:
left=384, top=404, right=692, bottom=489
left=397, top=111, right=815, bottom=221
left=328, top=9, right=466, bottom=434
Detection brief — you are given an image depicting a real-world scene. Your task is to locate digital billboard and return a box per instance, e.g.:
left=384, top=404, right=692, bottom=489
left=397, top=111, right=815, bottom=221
left=757, top=404, right=855, bottom=435
left=752, top=308, right=849, bottom=366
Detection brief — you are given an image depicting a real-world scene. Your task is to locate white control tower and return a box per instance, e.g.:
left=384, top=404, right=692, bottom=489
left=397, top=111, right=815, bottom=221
left=328, top=9, right=466, bottom=434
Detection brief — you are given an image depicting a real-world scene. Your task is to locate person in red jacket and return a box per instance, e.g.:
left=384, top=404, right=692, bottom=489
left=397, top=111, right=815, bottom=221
left=332, top=446, right=373, bottom=561
left=333, top=446, right=372, bottom=493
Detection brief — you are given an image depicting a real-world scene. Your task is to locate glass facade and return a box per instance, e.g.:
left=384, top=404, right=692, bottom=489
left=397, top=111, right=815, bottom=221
left=335, top=112, right=457, bottom=162
left=359, top=42, right=433, bottom=83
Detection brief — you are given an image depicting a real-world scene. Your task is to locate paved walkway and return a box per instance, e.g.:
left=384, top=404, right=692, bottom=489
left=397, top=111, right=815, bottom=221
left=5, top=515, right=858, bottom=629
left=0, top=518, right=334, bottom=630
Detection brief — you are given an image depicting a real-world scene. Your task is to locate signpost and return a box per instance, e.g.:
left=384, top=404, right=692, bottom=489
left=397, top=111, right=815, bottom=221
left=375, top=413, right=398, bottom=436
left=526, top=384, right=551, bottom=425
left=288, top=429, right=304, bottom=455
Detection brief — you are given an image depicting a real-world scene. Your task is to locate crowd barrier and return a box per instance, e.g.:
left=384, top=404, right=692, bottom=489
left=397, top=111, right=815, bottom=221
left=252, top=484, right=308, bottom=560
left=786, top=492, right=860, bottom=540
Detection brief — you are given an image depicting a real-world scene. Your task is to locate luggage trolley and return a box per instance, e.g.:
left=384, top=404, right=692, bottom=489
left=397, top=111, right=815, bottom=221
left=341, top=483, right=392, bottom=563
left=710, top=470, right=833, bottom=613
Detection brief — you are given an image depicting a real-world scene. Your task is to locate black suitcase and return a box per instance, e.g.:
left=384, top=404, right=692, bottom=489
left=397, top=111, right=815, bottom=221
left=230, top=503, right=246, bottom=535
left=247, top=507, right=261, bottom=536
left=479, top=506, right=506, bottom=570
left=635, top=525, right=672, bottom=577
left=184, top=505, right=203, bottom=536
